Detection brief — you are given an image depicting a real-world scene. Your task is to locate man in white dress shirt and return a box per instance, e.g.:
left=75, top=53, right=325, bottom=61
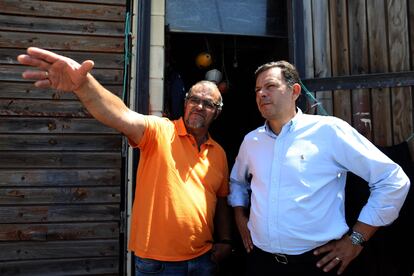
left=228, top=60, right=410, bottom=275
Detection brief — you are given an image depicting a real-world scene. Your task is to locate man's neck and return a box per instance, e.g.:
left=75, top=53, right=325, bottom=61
left=268, top=111, right=297, bottom=135
left=187, top=127, right=208, bottom=148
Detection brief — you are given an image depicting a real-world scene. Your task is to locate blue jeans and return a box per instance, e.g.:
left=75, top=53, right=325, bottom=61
left=134, top=251, right=217, bottom=276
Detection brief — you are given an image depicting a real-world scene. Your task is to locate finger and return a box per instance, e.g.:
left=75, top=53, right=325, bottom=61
left=320, top=256, right=341, bottom=273
left=246, top=236, right=254, bottom=251
left=34, top=79, right=51, bottom=88
left=242, top=237, right=250, bottom=252
left=316, top=252, right=336, bottom=269
left=27, top=47, right=62, bottom=64
left=79, top=60, right=95, bottom=76
left=243, top=235, right=254, bottom=252
left=314, top=245, right=333, bottom=256
left=22, top=70, right=49, bottom=80
left=336, top=260, right=350, bottom=275
left=18, top=55, right=52, bottom=71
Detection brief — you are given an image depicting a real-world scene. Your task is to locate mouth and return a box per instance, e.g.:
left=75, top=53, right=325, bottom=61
left=259, top=102, right=272, bottom=108
left=189, top=111, right=205, bottom=119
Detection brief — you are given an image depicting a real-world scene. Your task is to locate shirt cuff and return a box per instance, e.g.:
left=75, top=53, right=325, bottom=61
left=228, top=181, right=250, bottom=207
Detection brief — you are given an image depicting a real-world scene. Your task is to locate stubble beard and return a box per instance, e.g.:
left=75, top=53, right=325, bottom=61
left=185, top=115, right=206, bottom=129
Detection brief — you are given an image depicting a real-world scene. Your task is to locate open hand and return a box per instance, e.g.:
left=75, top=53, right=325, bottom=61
left=313, top=234, right=363, bottom=275
left=17, top=47, right=94, bottom=92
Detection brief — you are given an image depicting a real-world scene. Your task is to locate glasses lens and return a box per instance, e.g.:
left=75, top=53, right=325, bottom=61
left=188, top=96, right=217, bottom=110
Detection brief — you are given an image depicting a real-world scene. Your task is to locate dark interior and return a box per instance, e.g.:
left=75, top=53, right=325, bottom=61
left=164, top=32, right=289, bottom=165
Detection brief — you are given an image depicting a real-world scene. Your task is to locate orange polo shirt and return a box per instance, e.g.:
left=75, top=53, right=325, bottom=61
left=128, top=116, right=229, bottom=261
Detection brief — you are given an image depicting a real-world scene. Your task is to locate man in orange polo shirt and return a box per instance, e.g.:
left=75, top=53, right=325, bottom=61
left=18, top=47, right=232, bottom=275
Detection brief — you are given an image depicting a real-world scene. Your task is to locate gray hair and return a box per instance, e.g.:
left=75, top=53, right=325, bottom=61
left=186, top=80, right=223, bottom=111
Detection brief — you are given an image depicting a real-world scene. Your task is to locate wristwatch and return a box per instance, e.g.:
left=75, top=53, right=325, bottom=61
left=217, top=239, right=233, bottom=246
left=348, top=230, right=366, bottom=247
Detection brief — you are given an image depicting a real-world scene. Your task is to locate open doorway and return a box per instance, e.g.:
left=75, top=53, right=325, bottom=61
left=164, top=32, right=289, bottom=165
left=163, top=2, right=289, bottom=275
left=164, top=31, right=289, bottom=276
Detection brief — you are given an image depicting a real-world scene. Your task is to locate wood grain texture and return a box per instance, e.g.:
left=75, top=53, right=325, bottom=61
left=0, top=0, right=127, bottom=273
left=0, top=14, right=124, bottom=36
left=0, top=205, right=119, bottom=223
left=302, top=0, right=314, bottom=79
left=0, top=48, right=125, bottom=69
left=0, top=0, right=125, bottom=21
left=0, top=186, right=120, bottom=204
left=0, top=152, right=121, bottom=168
left=367, top=0, right=392, bottom=146
left=0, top=240, right=119, bottom=261
left=312, top=0, right=333, bottom=115
left=0, top=81, right=123, bottom=99
left=330, top=0, right=351, bottom=123
left=0, top=117, right=118, bottom=134
left=387, top=0, right=413, bottom=144
left=0, top=99, right=90, bottom=117
left=0, top=134, right=121, bottom=151
left=0, top=222, right=119, bottom=241
left=0, top=169, right=121, bottom=187
left=0, top=257, right=119, bottom=275
left=1, top=64, right=123, bottom=84
left=0, top=31, right=124, bottom=52
left=348, top=0, right=373, bottom=140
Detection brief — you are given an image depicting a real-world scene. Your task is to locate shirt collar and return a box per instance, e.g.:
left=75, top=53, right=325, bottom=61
left=175, top=117, right=213, bottom=145
left=264, top=108, right=302, bottom=137
left=176, top=117, right=188, bottom=136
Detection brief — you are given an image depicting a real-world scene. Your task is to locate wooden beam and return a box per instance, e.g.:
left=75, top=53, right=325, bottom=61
left=302, top=71, right=414, bottom=91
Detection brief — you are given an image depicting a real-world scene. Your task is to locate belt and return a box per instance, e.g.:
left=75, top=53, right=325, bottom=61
left=254, top=246, right=316, bottom=265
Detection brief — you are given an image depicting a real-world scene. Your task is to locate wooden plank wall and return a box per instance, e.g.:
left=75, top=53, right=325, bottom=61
left=0, top=0, right=126, bottom=274
left=297, top=1, right=414, bottom=275
left=301, top=0, right=413, bottom=150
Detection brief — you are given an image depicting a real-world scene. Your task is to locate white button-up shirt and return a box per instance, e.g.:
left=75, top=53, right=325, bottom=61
left=228, top=110, right=410, bottom=254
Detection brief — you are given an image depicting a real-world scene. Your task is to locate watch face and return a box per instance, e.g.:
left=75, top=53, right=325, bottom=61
left=350, top=231, right=365, bottom=246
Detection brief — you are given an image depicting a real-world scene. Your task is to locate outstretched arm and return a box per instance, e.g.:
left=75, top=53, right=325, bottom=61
left=18, top=47, right=145, bottom=145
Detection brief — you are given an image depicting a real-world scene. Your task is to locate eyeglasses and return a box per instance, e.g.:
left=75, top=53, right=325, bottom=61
left=186, top=96, right=221, bottom=111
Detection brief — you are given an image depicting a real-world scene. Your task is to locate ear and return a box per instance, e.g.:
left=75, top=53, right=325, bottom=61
left=292, top=83, right=301, bottom=101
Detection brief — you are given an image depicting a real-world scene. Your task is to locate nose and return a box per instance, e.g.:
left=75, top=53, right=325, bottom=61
left=256, top=89, right=267, bottom=97
left=195, top=101, right=204, bottom=108
left=192, top=101, right=205, bottom=110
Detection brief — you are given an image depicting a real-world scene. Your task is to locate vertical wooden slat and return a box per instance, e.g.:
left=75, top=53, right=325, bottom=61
left=303, top=0, right=314, bottom=79
left=312, top=0, right=333, bottom=115
left=387, top=0, right=413, bottom=145
left=367, top=0, right=392, bottom=146
left=301, top=0, right=316, bottom=114
left=348, top=0, right=372, bottom=140
left=330, top=0, right=351, bottom=123
left=407, top=0, right=414, bottom=160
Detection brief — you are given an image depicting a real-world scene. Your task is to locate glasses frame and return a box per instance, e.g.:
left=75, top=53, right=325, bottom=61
left=185, top=95, right=222, bottom=111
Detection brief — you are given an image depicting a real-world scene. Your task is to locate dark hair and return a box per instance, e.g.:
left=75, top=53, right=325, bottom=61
left=254, top=61, right=300, bottom=88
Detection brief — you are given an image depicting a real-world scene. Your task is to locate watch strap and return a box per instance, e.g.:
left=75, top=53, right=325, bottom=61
left=348, top=229, right=366, bottom=247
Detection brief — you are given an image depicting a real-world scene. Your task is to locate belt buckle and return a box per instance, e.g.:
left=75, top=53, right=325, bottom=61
left=274, top=253, right=288, bottom=264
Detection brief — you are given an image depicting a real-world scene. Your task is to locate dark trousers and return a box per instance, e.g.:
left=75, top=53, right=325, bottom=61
left=247, top=246, right=339, bottom=276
